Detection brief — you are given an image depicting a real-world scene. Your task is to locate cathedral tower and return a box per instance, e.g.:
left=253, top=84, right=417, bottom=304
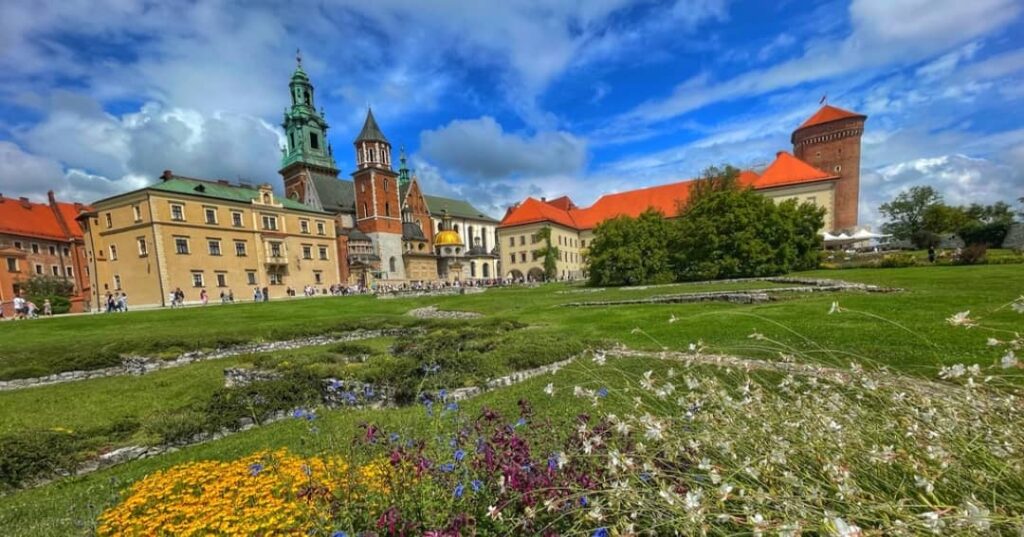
left=352, top=108, right=405, bottom=280
left=791, top=104, right=866, bottom=231
left=279, top=51, right=339, bottom=208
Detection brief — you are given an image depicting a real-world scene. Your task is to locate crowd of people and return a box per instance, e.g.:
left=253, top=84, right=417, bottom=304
left=0, top=294, right=54, bottom=320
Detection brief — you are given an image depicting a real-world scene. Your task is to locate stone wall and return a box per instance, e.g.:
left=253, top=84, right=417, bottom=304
left=407, top=306, right=483, bottom=319
left=1004, top=223, right=1024, bottom=251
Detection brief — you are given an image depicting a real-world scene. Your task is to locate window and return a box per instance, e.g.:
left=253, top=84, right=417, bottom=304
left=235, top=241, right=247, bottom=256
left=208, top=240, right=222, bottom=256
left=509, top=253, right=515, bottom=264
left=483, top=264, right=490, bottom=278
left=105, top=213, right=112, bottom=228
left=246, top=271, right=257, bottom=285
left=581, top=239, right=586, bottom=247
left=268, top=271, right=283, bottom=285
left=261, top=215, right=278, bottom=230
left=170, top=203, right=185, bottom=221
left=806, top=196, right=818, bottom=206
left=310, top=132, right=320, bottom=150
left=383, top=178, right=389, bottom=191
left=13, top=241, right=22, bottom=250
left=63, top=247, right=70, bottom=256
left=519, top=252, right=526, bottom=262
left=231, top=212, right=244, bottom=227
left=65, top=266, right=74, bottom=278
left=133, top=205, right=142, bottom=222
left=300, top=220, right=310, bottom=234
left=175, top=237, right=190, bottom=254
left=109, top=245, right=118, bottom=260
left=389, top=256, right=397, bottom=272
left=316, top=221, right=326, bottom=235
left=318, top=246, right=328, bottom=260
left=35, top=263, right=43, bottom=275
left=137, top=238, right=148, bottom=256
left=191, top=271, right=204, bottom=287
left=361, top=202, right=368, bottom=218
left=509, top=237, right=514, bottom=247
left=269, top=242, right=282, bottom=257
left=519, top=236, right=525, bottom=246
left=31, top=243, right=40, bottom=254
left=51, top=265, right=59, bottom=276
left=216, top=273, right=227, bottom=287
left=313, top=271, right=322, bottom=284
left=6, top=258, right=18, bottom=272
left=302, top=245, right=312, bottom=259
left=113, top=274, right=122, bottom=290
left=204, top=208, right=218, bottom=224
left=385, top=202, right=391, bottom=216
left=48, top=245, right=56, bottom=256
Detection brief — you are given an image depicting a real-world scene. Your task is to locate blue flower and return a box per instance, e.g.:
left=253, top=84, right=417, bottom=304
left=515, top=417, right=527, bottom=427
left=471, top=479, right=483, bottom=492
left=249, top=463, right=263, bottom=476
left=454, top=483, right=465, bottom=499
left=454, top=449, right=466, bottom=462
left=580, top=496, right=589, bottom=507
left=445, top=402, right=459, bottom=412
left=592, top=528, right=608, bottom=537
left=547, top=455, right=558, bottom=472
left=439, top=463, right=455, bottom=473
left=331, top=532, right=349, bottom=537
left=292, top=409, right=307, bottom=419
left=389, top=432, right=401, bottom=443
left=597, top=387, right=609, bottom=398
left=438, top=389, right=448, bottom=400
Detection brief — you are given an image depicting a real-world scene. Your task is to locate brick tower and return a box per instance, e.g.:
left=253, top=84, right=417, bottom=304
left=791, top=104, right=867, bottom=231
left=352, top=108, right=405, bottom=280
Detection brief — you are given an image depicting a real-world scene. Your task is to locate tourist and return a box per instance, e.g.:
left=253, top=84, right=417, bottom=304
left=200, top=288, right=209, bottom=306
left=262, top=286, right=269, bottom=302
left=119, top=293, right=128, bottom=312
left=13, top=294, right=27, bottom=320
left=175, top=287, right=185, bottom=307
left=253, top=287, right=262, bottom=302
left=27, top=300, right=38, bottom=319
left=42, top=299, right=52, bottom=317
left=168, top=290, right=177, bottom=307
left=228, top=289, right=235, bottom=303
left=928, top=245, right=936, bottom=263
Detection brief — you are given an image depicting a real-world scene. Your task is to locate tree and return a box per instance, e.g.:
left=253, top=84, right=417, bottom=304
left=672, top=188, right=825, bottom=281
left=684, top=164, right=743, bottom=212
left=587, top=209, right=675, bottom=286
left=531, top=227, right=559, bottom=281
left=23, top=275, right=75, bottom=315
left=879, top=186, right=943, bottom=244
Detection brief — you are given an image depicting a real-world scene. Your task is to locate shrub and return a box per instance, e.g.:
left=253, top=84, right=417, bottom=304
left=0, top=429, right=82, bottom=489
left=878, top=253, right=917, bottom=268
left=587, top=209, right=676, bottom=286
left=201, top=371, right=323, bottom=432
left=144, top=409, right=210, bottom=445
left=959, top=222, right=1009, bottom=247
left=955, top=244, right=988, bottom=265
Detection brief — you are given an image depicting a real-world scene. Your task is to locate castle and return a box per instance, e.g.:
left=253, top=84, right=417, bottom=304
left=497, top=104, right=867, bottom=281
left=277, top=56, right=499, bottom=286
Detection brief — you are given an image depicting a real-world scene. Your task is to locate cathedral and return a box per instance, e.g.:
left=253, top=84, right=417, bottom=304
left=277, top=56, right=500, bottom=286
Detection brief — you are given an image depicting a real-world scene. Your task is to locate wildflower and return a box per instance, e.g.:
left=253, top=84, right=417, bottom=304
left=515, top=417, right=527, bottom=427
left=487, top=505, right=501, bottom=520
left=987, top=337, right=1002, bottom=346
left=640, top=370, right=656, bottom=391
left=939, top=364, right=967, bottom=379
left=748, top=330, right=765, bottom=340
left=445, top=402, right=459, bottom=412
left=668, top=314, right=678, bottom=323
left=248, top=463, right=263, bottom=476
left=946, top=310, right=976, bottom=328
left=593, top=350, right=607, bottom=365
left=439, top=463, right=455, bottom=473
left=830, top=516, right=862, bottom=537
left=1001, top=350, right=1018, bottom=369
left=962, top=500, right=991, bottom=531
left=592, top=528, right=609, bottom=537
left=471, top=479, right=483, bottom=492
left=544, top=383, right=555, bottom=396
left=454, top=449, right=466, bottom=462
left=828, top=301, right=843, bottom=314
left=684, top=489, right=703, bottom=512
left=919, top=511, right=944, bottom=533
left=332, top=532, right=349, bottom=537
left=596, top=387, right=609, bottom=398
left=453, top=483, right=464, bottom=499
left=914, top=475, right=934, bottom=494
left=1012, top=297, right=1024, bottom=314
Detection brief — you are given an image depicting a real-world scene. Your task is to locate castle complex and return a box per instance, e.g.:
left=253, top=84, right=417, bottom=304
left=497, top=104, right=867, bottom=281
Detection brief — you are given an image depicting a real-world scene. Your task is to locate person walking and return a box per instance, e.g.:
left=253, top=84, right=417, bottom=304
left=200, top=288, right=209, bottom=306
left=927, top=245, right=936, bottom=263
left=262, top=286, right=269, bottom=302
left=42, top=299, right=52, bottom=317
left=119, top=293, right=128, bottom=312
left=13, top=295, right=26, bottom=320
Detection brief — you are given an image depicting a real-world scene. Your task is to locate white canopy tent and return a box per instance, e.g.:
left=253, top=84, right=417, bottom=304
left=821, top=229, right=891, bottom=248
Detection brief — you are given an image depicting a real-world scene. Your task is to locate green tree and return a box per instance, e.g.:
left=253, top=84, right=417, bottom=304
left=685, top=164, right=743, bottom=212
left=672, top=188, right=824, bottom=281
left=921, top=203, right=970, bottom=234
left=587, top=209, right=675, bottom=286
left=23, top=275, right=75, bottom=315
left=879, top=186, right=943, bottom=246
left=531, top=227, right=559, bottom=281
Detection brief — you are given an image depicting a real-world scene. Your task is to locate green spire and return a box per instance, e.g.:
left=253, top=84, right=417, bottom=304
left=398, top=146, right=411, bottom=186
left=280, top=50, right=338, bottom=173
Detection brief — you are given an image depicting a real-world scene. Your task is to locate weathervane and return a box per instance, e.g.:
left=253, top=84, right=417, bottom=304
left=296, top=48, right=302, bottom=66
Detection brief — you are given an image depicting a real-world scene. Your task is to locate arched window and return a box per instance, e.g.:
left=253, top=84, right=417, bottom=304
left=362, top=202, right=368, bottom=217
left=468, top=225, right=474, bottom=243
left=385, top=202, right=391, bottom=216
left=389, top=256, right=397, bottom=272
left=383, top=178, right=389, bottom=191
left=482, top=263, right=490, bottom=278
left=470, top=261, right=476, bottom=277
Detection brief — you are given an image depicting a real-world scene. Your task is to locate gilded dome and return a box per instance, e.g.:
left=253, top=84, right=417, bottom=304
left=434, top=230, right=463, bottom=247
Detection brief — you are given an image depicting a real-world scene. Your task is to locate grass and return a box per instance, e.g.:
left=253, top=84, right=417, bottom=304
left=0, top=264, right=1022, bottom=534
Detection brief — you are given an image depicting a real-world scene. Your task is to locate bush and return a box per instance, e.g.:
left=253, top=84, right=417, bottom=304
left=144, top=409, right=210, bottom=445
left=201, top=371, right=323, bottom=432
left=26, top=295, right=70, bottom=315
left=587, top=209, right=676, bottom=286
left=878, top=253, right=917, bottom=268
left=955, top=244, right=988, bottom=265
left=0, top=430, right=82, bottom=489
left=959, top=222, right=1009, bottom=247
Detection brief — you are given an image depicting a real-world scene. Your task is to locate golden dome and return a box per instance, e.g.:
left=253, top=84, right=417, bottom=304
left=434, top=230, right=463, bottom=247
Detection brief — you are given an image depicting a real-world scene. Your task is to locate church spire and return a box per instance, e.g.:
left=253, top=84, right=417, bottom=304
left=353, top=108, right=392, bottom=170
left=398, top=146, right=411, bottom=186
left=280, top=51, right=337, bottom=173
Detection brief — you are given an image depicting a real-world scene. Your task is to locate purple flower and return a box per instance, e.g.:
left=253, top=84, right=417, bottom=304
left=471, top=479, right=483, bottom=492
left=597, top=387, right=609, bottom=398
left=580, top=496, right=589, bottom=507
left=249, top=463, right=263, bottom=476
left=438, top=389, right=448, bottom=400
left=440, top=463, right=455, bottom=473
left=454, top=483, right=465, bottom=499
left=454, top=449, right=466, bottom=462
left=515, top=417, right=527, bottom=427
left=593, top=528, right=608, bottom=537
left=332, top=532, right=349, bottom=537
left=389, top=432, right=401, bottom=443
left=445, top=402, right=459, bottom=412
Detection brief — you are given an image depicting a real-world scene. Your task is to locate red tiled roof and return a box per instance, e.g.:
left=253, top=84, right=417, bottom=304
left=0, top=196, right=68, bottom=240
left=544, top=196, right=576, bottom=211
left=570, top=181, right=693, bottom=230
left=499, top=197, right=580, bottom=229
left=796, top=104, right=864, bottom=130
left=753, top=151, right=836, bottom=189
left=54, top=202, right=88, bottom=237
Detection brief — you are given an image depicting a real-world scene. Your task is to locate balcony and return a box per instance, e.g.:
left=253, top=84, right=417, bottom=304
left=265, top=252, right=289, bottom=266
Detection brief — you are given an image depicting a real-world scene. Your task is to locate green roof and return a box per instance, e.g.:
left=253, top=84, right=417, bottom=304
left=149, top=176, right=330, bottom=214
left=424, top=195, right=497, bottom=222
left=309, top=172, right=356, bottom=212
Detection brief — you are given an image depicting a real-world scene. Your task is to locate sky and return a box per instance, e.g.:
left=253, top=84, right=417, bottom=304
left=1, top=0, right=1022, bottom=227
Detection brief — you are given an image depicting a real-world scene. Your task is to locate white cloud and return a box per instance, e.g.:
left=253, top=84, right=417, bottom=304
left=419, top=116, right=587, bottom=180
left=0, top=141, right=65, bottom=197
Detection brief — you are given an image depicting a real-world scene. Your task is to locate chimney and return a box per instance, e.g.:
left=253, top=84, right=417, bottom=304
left=19, top=196, right=32, bottom=208
left=217, top=179, right=230, bottom=185
left=161, top=170, right=173, bottom=181
left=541, top=196, right=547, bottom=202
left=47, top=190, right=57, bottom=205
left=776, top=151, right=786, bottom=158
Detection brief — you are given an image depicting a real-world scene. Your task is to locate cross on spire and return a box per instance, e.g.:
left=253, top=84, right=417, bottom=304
left=296, top=48, right=302, bottom=66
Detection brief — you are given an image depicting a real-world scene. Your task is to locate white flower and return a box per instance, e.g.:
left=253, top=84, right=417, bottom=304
left=640, top=370, right=656, bottom=391
left=1001, top=350, right=1018, bottom=369
left=592, top=350, right=607, bottom=365
left=919, top=511, right=944, bottom=533
left=830, top=516, right=862, bottom=537
left=658, top=486, right=678, bottom=506
left=962, top=500, right=991, bottom=531
left=487, top=505, right=502, bottom=520
left=939, top=364, right=967, bottom=379
left=684, top=489, right=703, bottom=512
left=914, top=475, right=934, bottom=494
left=669, top=314, right=679, bottom=324
left=614, top=420, right=631, bottom=436
left=987, top=337, right=1002, bottom=346
left=828, top=301, right=842, bottom=314
left=946, top=310, right=976, bottom=328
left=748, top=330, right=765, bottom=340
left=1012, top=298, right=1024, bottom=314
left=544, top=383, right=555, bottom=396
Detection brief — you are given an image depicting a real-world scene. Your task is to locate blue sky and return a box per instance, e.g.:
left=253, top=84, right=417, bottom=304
left=1, top=0, right=1022, bottom=227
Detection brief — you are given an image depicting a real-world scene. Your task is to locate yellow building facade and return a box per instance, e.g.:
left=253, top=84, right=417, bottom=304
left=80, top=173, right=339, bottom=309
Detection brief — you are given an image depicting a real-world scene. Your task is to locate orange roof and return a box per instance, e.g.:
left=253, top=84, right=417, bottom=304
left=499, top=197, right=579, bottom=229
left=0, top=196, right=69, bottom=240
left=796, top=104, right=864, bottom=130
left=753, top=151, right=836, bottom=189
left=570, top=181, right=693, bottom=230
left=54, top=202, right=88, bottom=237
left=543, top=196, right=576, bottom=211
